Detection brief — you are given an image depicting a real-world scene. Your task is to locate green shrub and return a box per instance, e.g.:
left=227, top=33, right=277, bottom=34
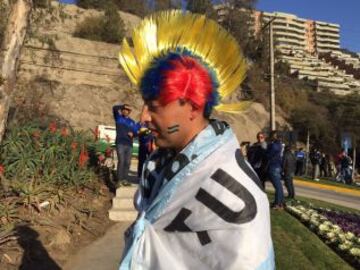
left=73, top=15, right=104, bottom=42
left=0, top=120, right=98, bottom=188
left=74, top=2, right=125, bottom=44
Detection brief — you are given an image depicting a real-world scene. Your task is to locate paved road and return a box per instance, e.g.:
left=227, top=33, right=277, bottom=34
left=266, top=181, right=360, bottom=210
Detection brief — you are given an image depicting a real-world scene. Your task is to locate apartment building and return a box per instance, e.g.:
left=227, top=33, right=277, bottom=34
left=252, top=11, right=340, bottom=55
left=214, top=6, right=359, bottom=95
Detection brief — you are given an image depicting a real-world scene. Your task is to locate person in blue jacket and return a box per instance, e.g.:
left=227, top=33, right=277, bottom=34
left=266, top=130, right=284, bottom=209
left=112, top=104, right=138, bottom=186
left=137, top=121, right=155, bottom=180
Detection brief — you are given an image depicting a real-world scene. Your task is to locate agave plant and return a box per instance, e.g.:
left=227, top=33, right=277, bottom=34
left=0, top=120, right=98, bottom=188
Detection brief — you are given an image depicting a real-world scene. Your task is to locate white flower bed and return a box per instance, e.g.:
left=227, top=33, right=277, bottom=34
left=287, top=204, right=360, bottom=266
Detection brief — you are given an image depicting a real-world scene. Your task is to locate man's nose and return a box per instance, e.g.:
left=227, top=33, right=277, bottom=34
left=140, top=105, right=151, bottom=123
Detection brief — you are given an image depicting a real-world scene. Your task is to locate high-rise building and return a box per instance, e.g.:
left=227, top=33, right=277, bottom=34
left=253, top=11, right=340, bottom=55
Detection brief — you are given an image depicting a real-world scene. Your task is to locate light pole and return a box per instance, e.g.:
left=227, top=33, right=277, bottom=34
left=269, top=19, right=276, bottom=131
left=257, top=17, right=277, bottom=132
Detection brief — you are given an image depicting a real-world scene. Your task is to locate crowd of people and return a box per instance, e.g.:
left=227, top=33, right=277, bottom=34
left=246, top=131, right=295, bottom=210
left=112, top=103, right=356, bottom=211
left=309, top=147, right=354, bottom=184
left=244, top=132, right=356, bottom=209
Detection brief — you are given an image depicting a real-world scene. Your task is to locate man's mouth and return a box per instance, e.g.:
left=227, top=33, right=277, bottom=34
left=149, top=127, right=159, bottom=136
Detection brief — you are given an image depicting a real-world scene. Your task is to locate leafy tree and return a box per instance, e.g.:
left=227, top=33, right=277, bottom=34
left=76, top=0, right=107, bottom=9
left=226, top=0, right=258, bottom=9
left=153, top=0, right=173, bottom=10
left=114, top=0, right=146, bottom=17
left=290, top=103, right=336, bottom=152
left=101, top=2, right=126, bottom=43
left=186, top=0, right=213, bottom=15
left=219, top=1, right=257, bottom=56
left=311, top=92, right=360, bottom=146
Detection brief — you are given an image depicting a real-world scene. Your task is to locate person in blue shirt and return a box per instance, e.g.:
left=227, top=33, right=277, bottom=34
left=137, top=121, right=155, bottom=180
left=112, top=104, right=138, bottom=186
left=266, top=130, right=284, bottom=209
left=295, top=148, right=305, bottom=176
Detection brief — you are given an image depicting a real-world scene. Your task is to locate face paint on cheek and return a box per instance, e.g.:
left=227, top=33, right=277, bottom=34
left=167, top=124, right=180, bottom=134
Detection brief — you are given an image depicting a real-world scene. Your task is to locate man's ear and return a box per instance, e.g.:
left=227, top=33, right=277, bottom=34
left=189, top=103, right=202, bottom=121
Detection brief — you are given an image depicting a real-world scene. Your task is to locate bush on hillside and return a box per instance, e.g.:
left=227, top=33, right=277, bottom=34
left=0, top=2, right=9, bottom=46
left=33, top=0, right=50, bottom=8
left=76, top=0, right=146, bottom=17
left=74, top=2, right=125, bottom=44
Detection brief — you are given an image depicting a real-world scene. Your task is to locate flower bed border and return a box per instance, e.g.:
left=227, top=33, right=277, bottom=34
left=286, top=203, right=360, bottom=269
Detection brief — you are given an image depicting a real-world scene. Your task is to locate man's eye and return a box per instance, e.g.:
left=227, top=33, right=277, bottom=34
left=148, top=104, right=159, bottom=112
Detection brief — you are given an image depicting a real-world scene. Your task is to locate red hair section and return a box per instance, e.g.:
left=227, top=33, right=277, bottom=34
left=158, top=56, right=213, bottom=109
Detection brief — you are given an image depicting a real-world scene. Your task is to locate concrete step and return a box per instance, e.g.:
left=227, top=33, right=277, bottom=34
left=112, top=197, right=134, bottom=210
left=109, top=209, right=138, bottom=222
left=116, top=186, right=137, bottom=198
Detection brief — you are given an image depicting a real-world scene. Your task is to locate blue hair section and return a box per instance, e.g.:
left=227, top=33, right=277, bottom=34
left=140, top=48, right=220, bottom=117
left=140, top=52, right=181, bottom=100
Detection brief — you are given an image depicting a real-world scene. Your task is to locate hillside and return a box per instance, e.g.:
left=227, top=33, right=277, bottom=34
left=14, top=2, right=288, bottom=143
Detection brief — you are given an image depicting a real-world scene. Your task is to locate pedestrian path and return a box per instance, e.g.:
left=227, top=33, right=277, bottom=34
left=63, top=222, right=131, bottom=270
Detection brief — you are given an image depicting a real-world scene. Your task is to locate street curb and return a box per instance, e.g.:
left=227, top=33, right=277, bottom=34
left=294, top=179, right=360, bottom=197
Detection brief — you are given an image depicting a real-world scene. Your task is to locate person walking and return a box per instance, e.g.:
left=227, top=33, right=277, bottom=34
left=340, top=150, right=353, bottom=184
left=282, top=145, right=296, bottom=199
left=319, top=152, right=329, bottom=177
left=295, top=148, right=305, bottom=176
left=117, top=11, right=274, bottom=270
left=247, top=131, right=268, bottom=188
left=309, top=147, right=321, bottom=181
left=112, top=103, right=138, bottom=186
left=266, top=130, right=284, bottom=209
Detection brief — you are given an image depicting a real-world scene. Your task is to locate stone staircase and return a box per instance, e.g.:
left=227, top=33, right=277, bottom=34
left=109, top=186, right=138, bottom=222
left=109, top=159, right=139, bottom=222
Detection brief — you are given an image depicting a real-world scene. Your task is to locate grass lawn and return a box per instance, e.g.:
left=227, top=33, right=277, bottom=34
left=271, top=209, right=354, bottom=270
left=267, top=193, right=357, bottom=269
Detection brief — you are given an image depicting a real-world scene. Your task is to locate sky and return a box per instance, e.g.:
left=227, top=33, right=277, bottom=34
left=256, top=0, right=360, bottom=53
left=59, top=0, right=360, bottom=53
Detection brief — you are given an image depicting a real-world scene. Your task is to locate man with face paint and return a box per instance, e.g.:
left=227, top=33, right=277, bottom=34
left=118, top=11, right=274, bottom=270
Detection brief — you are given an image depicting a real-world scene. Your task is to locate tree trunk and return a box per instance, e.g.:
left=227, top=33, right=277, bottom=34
left=0, top=0, right=33, bottom=144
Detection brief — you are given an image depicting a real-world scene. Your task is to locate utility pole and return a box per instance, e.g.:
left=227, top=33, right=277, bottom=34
left=253, top=17, right=276, bottom=132
left=269, top=19, right=276, bottom=131
left=305, top=129, right=310, bottom=177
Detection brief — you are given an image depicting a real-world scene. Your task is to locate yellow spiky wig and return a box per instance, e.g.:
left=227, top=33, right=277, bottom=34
left=119, top=10, right=248, bottom=114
